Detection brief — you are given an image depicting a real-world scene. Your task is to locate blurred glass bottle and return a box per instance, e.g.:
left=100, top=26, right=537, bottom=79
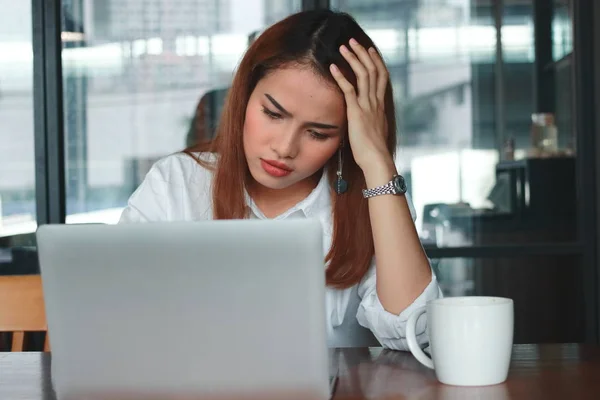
left=530, top=113, right=558, bottom=157
left=503, top=137, right=515, bottom=161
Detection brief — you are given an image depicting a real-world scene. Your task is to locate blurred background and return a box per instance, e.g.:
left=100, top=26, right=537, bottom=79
left=2, top=0, right=597, bottom=345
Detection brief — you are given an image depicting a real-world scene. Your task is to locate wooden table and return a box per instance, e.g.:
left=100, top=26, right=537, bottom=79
left=2, top=344, right=600, bottom=399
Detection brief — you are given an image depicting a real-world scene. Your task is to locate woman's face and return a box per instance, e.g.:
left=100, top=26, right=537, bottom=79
left=243, top=66, right=346, bottom=192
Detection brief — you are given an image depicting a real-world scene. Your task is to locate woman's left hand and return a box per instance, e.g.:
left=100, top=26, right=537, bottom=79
left=330, top=39, right=394, bottom=174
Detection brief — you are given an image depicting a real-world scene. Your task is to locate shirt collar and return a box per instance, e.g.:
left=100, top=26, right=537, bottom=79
left=244, top=169, right=331, bottom=220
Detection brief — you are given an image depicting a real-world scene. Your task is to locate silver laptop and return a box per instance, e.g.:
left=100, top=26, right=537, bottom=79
left=37, top=219, right=334, bottom=399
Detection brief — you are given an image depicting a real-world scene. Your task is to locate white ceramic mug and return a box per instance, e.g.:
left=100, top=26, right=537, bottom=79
left=406, top=296, right=514, bottom=386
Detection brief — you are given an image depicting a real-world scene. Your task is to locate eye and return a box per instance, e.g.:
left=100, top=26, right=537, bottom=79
left=261, top=107, right=282, bottom=120
left=309, top=130, right=330, bottom=141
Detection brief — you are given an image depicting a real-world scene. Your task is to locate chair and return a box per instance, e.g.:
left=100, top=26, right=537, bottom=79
left=0, top=275, right=49, bottom=351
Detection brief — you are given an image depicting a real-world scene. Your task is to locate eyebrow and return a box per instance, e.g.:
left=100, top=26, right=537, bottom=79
left=264, top=93, right=340, bottom=130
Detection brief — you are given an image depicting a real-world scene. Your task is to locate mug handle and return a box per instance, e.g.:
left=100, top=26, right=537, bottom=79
left=406, top=305, right=434, bottom=369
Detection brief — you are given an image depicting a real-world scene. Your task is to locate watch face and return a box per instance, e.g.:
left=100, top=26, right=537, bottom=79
left=393, top=175, right=407, bottom=193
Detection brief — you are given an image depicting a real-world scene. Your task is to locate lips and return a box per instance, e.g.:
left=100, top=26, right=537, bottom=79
left=260, top=159, right=293, bottom=178
left=262, top=159, right=292, bottom=171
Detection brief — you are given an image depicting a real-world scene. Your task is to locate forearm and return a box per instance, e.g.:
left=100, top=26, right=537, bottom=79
left=363, top=160, right=432, bottom=315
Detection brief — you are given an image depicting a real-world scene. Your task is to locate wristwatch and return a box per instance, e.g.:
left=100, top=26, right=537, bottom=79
left=362, top=174, right=407, bottom=199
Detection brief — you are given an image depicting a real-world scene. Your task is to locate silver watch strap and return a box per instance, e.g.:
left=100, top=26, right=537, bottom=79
left=362, top=182, right=395, bottom=198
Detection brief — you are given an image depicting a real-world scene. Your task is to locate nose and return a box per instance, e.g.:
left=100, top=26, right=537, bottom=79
left=271, top=129, right=300, bottom=159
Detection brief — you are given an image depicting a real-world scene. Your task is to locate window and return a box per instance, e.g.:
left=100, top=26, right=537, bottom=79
left=333, top=0, right=576, bottom=248
left=60, top=0, right=301, bottom=224
left=0, top=1, right=37, bottom=269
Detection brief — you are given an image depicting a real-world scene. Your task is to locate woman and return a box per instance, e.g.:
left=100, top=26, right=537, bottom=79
left=119, top=9, right=441, bottom=350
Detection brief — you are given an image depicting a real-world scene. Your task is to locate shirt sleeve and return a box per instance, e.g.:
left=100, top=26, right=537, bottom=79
left=356, top=261, right=442, bottom=350
left=118, top=163, right=171, bottom=223
left=355, top=192, right=443, bottom=351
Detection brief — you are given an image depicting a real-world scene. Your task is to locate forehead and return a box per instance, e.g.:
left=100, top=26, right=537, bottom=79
left=255, top=66, right=345, bottom=121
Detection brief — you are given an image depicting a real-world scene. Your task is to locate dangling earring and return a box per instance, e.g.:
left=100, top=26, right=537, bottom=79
left=335, top=144, right=348, bottom=194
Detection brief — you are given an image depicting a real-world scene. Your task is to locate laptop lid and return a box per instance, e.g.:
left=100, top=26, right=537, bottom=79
left=37, top=219, right=329, bottom=399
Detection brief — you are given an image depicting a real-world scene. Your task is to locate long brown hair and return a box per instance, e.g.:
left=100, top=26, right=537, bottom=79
left=185, top=10, right=397, bottom=289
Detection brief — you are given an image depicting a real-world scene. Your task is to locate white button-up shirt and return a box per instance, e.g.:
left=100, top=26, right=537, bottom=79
left=119, top=152, right=442, bottom=350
